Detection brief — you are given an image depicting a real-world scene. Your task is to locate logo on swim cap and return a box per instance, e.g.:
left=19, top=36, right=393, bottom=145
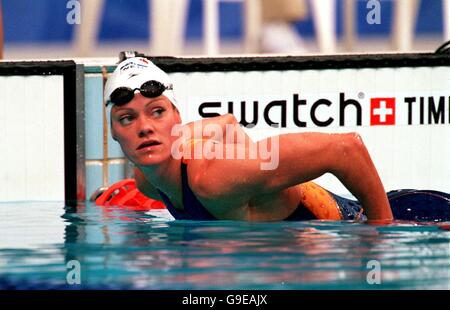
left=119, top=58, right=150, bottom=73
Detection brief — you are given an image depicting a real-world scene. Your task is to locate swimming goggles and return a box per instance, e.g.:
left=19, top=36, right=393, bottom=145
left=107, top=80, right=173, bottom=106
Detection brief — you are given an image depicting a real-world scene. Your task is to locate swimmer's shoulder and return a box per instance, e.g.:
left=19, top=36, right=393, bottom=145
left=185, top=159, right=250, bottom=220
left=184, top=159, right=213, bottom=197
left=185, top=158, right=251, bottom=206
left=186, top=160, right=295, bottom=220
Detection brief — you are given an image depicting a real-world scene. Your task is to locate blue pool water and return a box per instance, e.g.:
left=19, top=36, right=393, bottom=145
left=0, top=202, right=449, bottom=290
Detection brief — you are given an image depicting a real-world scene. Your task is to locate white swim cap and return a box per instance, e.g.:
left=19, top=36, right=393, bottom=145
left=104, top=57, right=177, bottom=108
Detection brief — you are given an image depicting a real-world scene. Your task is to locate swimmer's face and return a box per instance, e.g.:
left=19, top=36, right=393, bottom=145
left=110, top=93, right=181, bottom=166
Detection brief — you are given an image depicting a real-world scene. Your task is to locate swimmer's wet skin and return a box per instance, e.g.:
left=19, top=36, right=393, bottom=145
left=105, top=57, right=450, bottom=223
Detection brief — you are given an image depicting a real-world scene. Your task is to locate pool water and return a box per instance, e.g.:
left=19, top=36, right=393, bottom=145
left=0, top=202, right=449, bottom=289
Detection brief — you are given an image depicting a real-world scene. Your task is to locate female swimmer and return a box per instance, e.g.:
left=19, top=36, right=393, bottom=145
left=104, top=57, right=449, bottom=223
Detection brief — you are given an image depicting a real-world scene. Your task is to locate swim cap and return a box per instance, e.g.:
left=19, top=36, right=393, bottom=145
left=104, top=57, right=177, bottom=107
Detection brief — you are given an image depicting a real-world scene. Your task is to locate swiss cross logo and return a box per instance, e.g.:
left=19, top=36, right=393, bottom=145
left=370, top=98, right=396, bottom=125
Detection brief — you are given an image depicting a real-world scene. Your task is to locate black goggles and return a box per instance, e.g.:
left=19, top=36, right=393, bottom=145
left=107, top=80, right=172, bottom=106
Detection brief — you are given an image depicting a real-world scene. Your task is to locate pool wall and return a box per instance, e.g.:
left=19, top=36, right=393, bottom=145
left=0, top=61, right=80, bottom=202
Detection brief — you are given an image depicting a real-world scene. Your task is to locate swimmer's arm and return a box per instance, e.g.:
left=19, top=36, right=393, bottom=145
left=190, top=132, right=393, bottom=222
left=134, top=167, right=164, bottom=201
